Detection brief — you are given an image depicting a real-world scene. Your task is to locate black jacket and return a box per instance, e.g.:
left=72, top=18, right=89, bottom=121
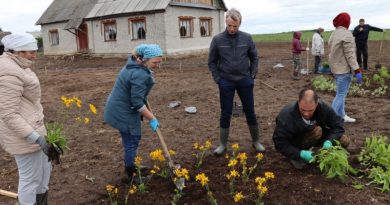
left=208, top=30, right=259, bottom=83
left=353, top=24, right=383, bottom=43
left=272, top=100, right=345, bottom=160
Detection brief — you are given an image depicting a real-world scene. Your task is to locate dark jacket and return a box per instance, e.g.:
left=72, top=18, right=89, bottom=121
left=208, top=29, right=259, bottom=83
left=292, top=32, right=306, bottom=54
left=272, top=100, right=345, bottom=160
left=103, top=58, right=154, bottom=135
left=353, top=24, right=383, bottom=43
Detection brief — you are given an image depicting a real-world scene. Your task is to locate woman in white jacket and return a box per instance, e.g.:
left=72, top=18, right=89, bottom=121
left=311, top=28, right=324, bottom=74
left=0, top=33, right=51, bottom=205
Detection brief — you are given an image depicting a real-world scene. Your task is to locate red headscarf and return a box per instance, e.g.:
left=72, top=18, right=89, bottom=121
left=333, top=12, right=351, bottom=29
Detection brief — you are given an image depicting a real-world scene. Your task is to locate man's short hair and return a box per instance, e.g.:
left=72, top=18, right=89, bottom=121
left=298, top=88, right=319, bottom=104
left=226, top=8, right=242, bottom=23
left=359, top=18, right=365, bottom=22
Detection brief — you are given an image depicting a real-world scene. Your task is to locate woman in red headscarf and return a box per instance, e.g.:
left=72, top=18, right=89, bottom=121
left=328, top=12, right=362, bottom=123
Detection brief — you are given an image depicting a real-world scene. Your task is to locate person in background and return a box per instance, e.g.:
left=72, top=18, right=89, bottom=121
left=208, top=8, right=265, bottom=155
left=291, top=31, right=309, bottom=80
left=104, top=44, right=162, bottom=184
left=353, top=18, right=386, bottom=70
left=311, top=27, right=325, bottom=74
left=272, top=88, right=350, bottom=169
left=329, top=12, right=363, bottom=123
left=0, top=33, right=52, bottom=205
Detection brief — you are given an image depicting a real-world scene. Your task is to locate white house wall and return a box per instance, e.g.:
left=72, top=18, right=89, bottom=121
left=41, top=22, right=78, bottom=55
left=88, top=13, right=166, bottom=55
left=164, top=6, right=225, bottom=55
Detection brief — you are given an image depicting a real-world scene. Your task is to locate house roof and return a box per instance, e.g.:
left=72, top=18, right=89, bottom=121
left=36, top=0, right=227, bottom=27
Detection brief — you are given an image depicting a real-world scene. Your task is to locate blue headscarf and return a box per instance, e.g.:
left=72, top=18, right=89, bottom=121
left=135, top=44, right=163, bottom=59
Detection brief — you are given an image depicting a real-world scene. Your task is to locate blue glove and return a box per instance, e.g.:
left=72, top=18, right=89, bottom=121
left=300, top=150, right=314, bottom=163
left=355, top=72, right=362, bottom=84
left=36, top=136, right=49, bottom=156
left=149, top=118, right=159, bottom=132
left=322, top=140, right=333, bottom=149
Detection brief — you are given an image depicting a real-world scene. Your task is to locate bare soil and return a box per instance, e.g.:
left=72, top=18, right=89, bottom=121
left=1, top=41, right=390, bottom=205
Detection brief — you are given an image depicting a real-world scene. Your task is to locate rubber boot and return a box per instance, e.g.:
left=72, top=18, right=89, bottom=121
left=214, top=128, right=229, bottom=155
left=121, top=166, right=137, bottom=184
left=249, top=125, right=265, bottom=152
left=35, top=191, right=48, bottom=205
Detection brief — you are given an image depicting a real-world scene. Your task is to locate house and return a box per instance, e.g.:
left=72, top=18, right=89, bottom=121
left=36, top=0, right=227, bottom=56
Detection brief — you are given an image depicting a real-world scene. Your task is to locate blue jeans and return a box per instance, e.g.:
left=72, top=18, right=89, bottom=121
left=120, top=131, right=141, bottom=167
left=218, top=77, right=258, bottom=128
left=331, top=73, right=352, bottom=117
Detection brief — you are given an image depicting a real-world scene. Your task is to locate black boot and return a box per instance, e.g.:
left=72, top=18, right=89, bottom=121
left=121, top=166, right=137, bottom=184
left=35, top=191, right=48, bottom=205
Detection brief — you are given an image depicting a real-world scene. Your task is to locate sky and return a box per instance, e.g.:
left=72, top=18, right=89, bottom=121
left=0, top=0, right=389, bottom=34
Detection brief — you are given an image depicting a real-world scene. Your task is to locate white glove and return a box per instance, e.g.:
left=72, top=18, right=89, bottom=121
left=306, top=47, right=310, bottom=51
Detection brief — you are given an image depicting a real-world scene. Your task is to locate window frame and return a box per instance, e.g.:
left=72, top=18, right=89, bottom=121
left=178, top=16, right=194, bottom=38
left=48, top=29, right=59, bottom=46
left=101, top=20, right=117, bottom=42
left=199, top=17, right=212, bottom=37
left=128, top=17, right=147, bottom=40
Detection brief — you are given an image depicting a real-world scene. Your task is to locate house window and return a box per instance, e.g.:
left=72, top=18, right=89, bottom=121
left=129, top=18, right=146, bottom=40
left=200, top=18, right=212, bottom=37
left=102, top=20, right=117, bottom=41
left=179, top=17, right=193, bottom=38
left=48, top=29, right=59, bottom=46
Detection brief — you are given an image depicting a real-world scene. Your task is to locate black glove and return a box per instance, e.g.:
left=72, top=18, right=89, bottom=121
left=36, top=136, right=49, bottom=156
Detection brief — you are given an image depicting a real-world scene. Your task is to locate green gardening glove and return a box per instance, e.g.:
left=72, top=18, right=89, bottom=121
left=300, top=150, right=314, bottom=163
left=322, top=140, right=332, bottom=149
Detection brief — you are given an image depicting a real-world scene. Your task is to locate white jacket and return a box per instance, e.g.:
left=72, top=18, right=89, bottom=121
left=311, top=32, right=324, bottom=56
left=0, top=52, right=46, bottom=155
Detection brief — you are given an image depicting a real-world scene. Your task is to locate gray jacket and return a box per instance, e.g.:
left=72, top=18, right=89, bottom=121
left=208, top=30, right=259, bottom=83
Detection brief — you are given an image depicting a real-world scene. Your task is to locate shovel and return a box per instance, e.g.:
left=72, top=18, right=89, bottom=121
left=375, top=32, right=385, bottom=69
left=146, top=101, right=185, bottom=191
left=0, top=189, right=17, bottom=199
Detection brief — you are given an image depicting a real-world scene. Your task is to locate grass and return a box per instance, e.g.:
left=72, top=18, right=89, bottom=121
left=252, top=29, right=390, bottom=43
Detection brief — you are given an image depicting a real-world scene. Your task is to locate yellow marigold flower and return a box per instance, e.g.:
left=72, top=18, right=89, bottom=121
left=225, top=154, right=230, bottom=159
left=193, top=143, right=199, bottom=150
left=237, top=152, right=247, bottom=164
left=169, top=150, right=176, bottom=156
left=89, top=103, right=97, bottom=114
left=128, top=185, right=137, bottom=194
left=228, top=159, right=238, bottom=167
left=175, top=168, right=190, bottom=181
left=150, top=169, right=156, bottom=174
left=234, top=192, right=244, bottom=203
left=84, top=117, right=90, bottom=124
left=231, top=143, right=239, bottom=150
left=260, top=186, right=268, bottom=194
left=199, top=145, right=205, bottom=151
left=226, top=170, right=240, bottom=180
left=106, top=184, right=114, bottom=192
left=195, top=173, right=209, bottom=187
left=149, top=149, right=165, bottom=162
left=264, top=171, right=275, bottom=179
left=114, top=188, right=118, bottom=194
left=205, top=140, right=212, bottom=149
left=134, top=156, right=142, bottom=167
left=256, top=153, right=264, bottom=161
left=73, top=97, right=82, bottom=108
left=255, top=177, right=266, bottom=185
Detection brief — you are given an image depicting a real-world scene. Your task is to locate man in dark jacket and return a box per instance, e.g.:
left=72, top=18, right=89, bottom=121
left=352, top=19, right=386, bottom=70
left=272, top=89, right=350, bottom=169
left=208, top=8, right=264, bottom=155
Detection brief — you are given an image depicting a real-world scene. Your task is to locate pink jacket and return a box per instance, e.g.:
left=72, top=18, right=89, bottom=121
left=0, top=52, right=46, bottom=155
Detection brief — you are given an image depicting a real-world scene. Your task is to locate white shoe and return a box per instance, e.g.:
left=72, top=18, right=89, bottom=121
left=344, top=115, right=356, bottom=123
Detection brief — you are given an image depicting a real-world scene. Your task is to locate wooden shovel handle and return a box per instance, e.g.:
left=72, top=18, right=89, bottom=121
left=146, top=101, right=175, bottom=168
left=0, top=189, right=17, bottom=199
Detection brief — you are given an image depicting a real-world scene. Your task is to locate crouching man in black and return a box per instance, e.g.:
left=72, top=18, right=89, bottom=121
left=272, top=88, right=350, bottom=169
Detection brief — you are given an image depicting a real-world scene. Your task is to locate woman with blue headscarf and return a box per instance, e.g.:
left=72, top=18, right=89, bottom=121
left=104, top=44, right=163, bottom=183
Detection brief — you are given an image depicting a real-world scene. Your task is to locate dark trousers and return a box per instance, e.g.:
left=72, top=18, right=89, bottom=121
left=314, top=56, right=321, bottom=73
left=218, top=77, right=258, bottom=128
left=356, top=41, right=368, bottom=69
left=120, top=131, right=141, bottom=167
